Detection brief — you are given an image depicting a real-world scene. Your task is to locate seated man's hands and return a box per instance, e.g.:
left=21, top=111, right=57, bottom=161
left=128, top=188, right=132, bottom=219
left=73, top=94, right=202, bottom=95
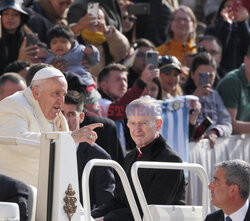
left=71, top=123, right=103, bottom=145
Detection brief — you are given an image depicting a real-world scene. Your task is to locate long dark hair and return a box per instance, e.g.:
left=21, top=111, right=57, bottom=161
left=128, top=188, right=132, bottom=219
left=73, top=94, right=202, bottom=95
left=0, top=10, right=30, bottom=74
left=153, top=77, right=162, bottom=100
left=182, top=52, right=217, bottom=95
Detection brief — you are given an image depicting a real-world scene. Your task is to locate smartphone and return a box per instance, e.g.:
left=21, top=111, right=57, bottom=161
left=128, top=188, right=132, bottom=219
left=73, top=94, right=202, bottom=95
left=192, top=116, right=213, bottom=139
left=127, top=3, right=150, bottom=15
left=87, top=2, right=99, bottom=25
left=26, top=34, right=38, bottom=47
left=198, top=72, right=210, bottom=86
left=26, top=34, right=38, bottom=56
left=146, top=51, right=158, bottom=70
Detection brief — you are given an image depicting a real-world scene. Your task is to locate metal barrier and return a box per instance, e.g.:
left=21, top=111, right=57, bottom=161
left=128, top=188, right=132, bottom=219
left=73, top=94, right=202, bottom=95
left=131, top=161, right=209, bottom=221
left=82, top=159, right=142, bottom=221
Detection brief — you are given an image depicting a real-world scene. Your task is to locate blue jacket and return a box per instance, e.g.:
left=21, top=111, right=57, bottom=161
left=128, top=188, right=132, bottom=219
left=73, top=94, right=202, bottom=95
left=46, top=42, right=100, bottom=86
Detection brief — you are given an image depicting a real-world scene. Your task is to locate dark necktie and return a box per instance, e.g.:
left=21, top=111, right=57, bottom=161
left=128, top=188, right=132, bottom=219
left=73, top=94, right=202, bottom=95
left=226, top=216, right=232, bottom=221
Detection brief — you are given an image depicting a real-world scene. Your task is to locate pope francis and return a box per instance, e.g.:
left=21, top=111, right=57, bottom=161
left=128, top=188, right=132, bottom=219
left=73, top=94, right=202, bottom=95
left=0, top=66, right=102, bottom=186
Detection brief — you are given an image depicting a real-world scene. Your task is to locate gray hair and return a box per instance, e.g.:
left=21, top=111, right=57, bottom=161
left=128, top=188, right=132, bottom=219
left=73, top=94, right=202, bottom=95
left=126, top=97, right=162, bottom=120
left=215, top=159, right=250, bottom=200
left=30, top=78, right=46, bottom=91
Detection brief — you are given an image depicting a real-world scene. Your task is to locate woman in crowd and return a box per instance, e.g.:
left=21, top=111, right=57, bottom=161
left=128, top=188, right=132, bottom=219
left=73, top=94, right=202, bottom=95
left=183, top=52, right=232, bottom=147
left=158, top=55, right=183, bottom=99
left=0, top=0, right=38, bottom=75
left=157, top=5, right=197, bottom=67
left=205, top=0, right=250, bottom=72
left=141, top=77, right=162, bottom=100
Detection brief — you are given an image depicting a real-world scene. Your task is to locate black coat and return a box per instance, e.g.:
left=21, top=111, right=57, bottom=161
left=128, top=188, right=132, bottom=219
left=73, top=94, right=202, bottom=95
left=205, top=202, right=250, bottom=221
left=81, top=115, right=124, bottom=166
left=77, top=142, right=115, bottom=209
left=0, top=174, right=29, bottom=221
left=92, top=135, right=186, bottom=221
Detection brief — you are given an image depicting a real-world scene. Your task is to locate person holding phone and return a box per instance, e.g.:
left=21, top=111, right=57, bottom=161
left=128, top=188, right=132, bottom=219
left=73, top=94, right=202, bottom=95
left=0, top=0, right=39, bottom=75
left=156, top=5, right=197, bottom=67
left=205, top=0, right=250, bottom=73
left=183, top=52, right=232, bottom=148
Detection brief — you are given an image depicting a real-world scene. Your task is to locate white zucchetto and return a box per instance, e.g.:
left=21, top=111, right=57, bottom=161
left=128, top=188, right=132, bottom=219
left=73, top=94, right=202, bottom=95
left=32, top=67, right=65, bottom=82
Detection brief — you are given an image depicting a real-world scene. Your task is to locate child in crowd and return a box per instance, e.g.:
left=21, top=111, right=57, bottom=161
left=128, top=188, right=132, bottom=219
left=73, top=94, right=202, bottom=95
left=45, top=24, right=100, bottom=88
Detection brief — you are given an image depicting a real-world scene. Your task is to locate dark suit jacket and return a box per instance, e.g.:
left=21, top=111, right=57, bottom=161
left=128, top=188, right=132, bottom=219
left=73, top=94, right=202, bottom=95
left=205, top=202, right=250, bottom=221
left=81, top=114, right=124, bottom=166
left=92, top=135, right=186, bottom=221
left=77, top=142, right=115, bottom=209
left=0, top=174, right=29, bottom=221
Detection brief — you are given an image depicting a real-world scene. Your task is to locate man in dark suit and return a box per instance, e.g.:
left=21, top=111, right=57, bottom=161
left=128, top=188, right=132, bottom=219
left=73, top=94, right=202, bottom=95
left=81, top=114, right=124, bottom=166
left=205, top=159, right=250, bottom=221
left=61, top=90, right=115, bottom=209
left=0, top=174, right=29, bottom=221
left=92, top=97, right=186, bottom=221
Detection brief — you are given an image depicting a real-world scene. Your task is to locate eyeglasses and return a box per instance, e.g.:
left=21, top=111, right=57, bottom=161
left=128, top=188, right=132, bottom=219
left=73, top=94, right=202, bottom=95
left=173, top=17, right=192, bottom=23
left=128, top=120, right=154, bottom=127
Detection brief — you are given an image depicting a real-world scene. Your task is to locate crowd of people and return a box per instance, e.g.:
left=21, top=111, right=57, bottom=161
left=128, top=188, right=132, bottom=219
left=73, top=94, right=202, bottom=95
left=0, top=0, right=249, bottom=220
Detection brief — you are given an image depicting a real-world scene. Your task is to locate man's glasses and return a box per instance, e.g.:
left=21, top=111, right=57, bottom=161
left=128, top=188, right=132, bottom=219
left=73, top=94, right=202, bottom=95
left=128, top=120, right=154, bottom=127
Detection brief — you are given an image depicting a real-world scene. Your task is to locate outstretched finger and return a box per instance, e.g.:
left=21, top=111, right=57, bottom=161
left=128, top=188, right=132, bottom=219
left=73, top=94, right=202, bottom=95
left=86, top=123, right=103, bottom=130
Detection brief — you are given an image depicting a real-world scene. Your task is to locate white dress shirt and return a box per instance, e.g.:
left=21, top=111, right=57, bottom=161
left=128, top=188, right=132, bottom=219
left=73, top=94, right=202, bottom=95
left=224, top=199, right=249, bottom=221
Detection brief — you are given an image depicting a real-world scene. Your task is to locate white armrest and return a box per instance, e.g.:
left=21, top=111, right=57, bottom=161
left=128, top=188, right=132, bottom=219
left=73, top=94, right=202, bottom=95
left=0, top=202, right=20, bottom=220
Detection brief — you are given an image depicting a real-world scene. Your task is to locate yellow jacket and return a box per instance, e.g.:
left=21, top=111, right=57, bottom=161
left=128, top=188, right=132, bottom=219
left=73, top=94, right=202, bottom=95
left=157, top=38, right=196, bottom=63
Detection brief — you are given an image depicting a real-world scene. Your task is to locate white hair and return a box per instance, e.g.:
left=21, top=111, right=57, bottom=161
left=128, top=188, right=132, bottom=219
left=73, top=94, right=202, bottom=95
left=126, top=97, right=162, bottom=120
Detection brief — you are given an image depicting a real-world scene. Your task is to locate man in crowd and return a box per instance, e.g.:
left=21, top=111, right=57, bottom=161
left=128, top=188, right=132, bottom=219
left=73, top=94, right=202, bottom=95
left=97, top=62, right=159, bottom=153
left=0, top=66, right=102, bottom=186
left=205, top=159, right=250, bottom=221
left=62, top=90, right=115, bottom=209
left=0, top=174, right=30, bottom=221
left=0, top=72, right=27, bottom=101
left=217, top=45, right=250, bottom=134
left=92, top=97, right=186, bottom=221
left=197, top=35, right=226, bottom=85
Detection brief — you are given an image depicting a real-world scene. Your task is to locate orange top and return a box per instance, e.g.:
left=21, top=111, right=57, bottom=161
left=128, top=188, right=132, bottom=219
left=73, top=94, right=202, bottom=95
left=157, top=38, right=196, bottom=64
